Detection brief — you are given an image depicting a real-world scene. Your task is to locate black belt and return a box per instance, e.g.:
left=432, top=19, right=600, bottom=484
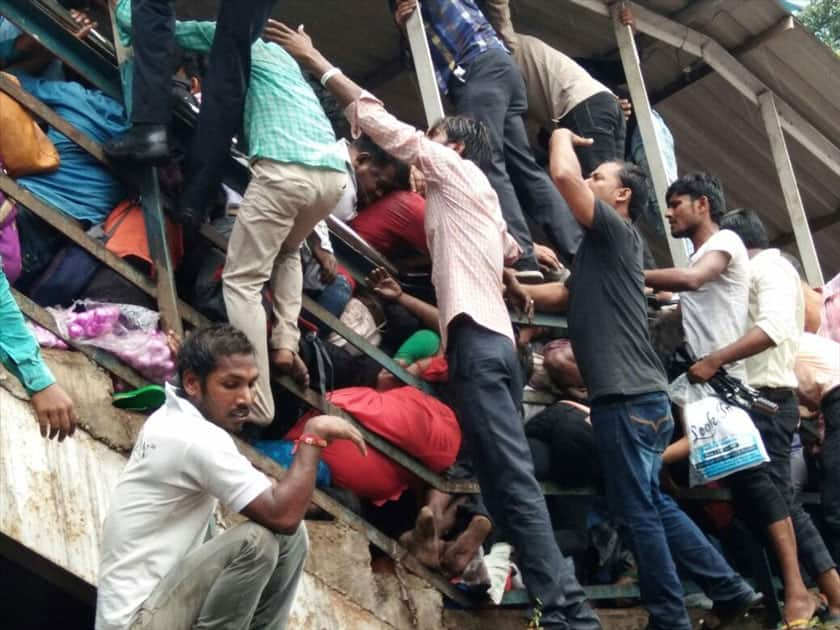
left=757, top=387, right=796, bottom=402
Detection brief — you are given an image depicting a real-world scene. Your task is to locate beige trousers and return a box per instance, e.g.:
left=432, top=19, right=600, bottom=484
left=223, top=159, right=347, bottom=425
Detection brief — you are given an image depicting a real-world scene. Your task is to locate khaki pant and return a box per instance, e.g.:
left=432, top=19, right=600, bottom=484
left=223, top=159, right=347, bottom=425
left=129, top=521, right=308, bottom=630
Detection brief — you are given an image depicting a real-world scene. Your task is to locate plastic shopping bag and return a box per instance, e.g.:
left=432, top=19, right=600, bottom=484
left=671, top=374, right=770, bottom=486
left=49, top=300, right=175, bottom=383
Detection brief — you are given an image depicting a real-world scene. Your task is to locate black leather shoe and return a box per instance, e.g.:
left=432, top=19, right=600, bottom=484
left=104, top=124, right=170, bottom=164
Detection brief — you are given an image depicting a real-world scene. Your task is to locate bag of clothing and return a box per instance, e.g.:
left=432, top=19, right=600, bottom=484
left=0, top=72, right=60, bottom=176
left=672, top=374, right=769, bottom=486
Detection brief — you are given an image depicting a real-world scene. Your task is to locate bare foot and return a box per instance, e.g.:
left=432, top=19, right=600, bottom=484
left=399, top=506, right=444, bottom=570
left=441, top=515, right=492, bottom=577
left=271, top=349, right=310, bottom=388
left=783, top=590, right=817, bottom=628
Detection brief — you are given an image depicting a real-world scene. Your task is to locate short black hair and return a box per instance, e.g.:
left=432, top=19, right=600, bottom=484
left=720, top=208, right=770, bottom=249
left=429, top=115, right=494, bottom=168
left=666, top=172, right=726, bottom=225
left=614, top=161, right=650, bottom=222
left=351, top=134, right=411, bottom=191
left=177, top=324, right=255, bottom=385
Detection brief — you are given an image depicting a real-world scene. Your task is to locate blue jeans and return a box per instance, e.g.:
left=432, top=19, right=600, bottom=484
left=313, top=273, right=352, bottom=320
left=591, top=392, right=754, bottom=630
left=448, top=320, right=600, bottom=629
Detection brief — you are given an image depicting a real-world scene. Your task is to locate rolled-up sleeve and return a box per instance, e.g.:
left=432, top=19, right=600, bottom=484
left=0, top=271, right=54, bottom=394
left=752, top=257, right=800, bottom=346
left=344, top=91, right=456, bottom=185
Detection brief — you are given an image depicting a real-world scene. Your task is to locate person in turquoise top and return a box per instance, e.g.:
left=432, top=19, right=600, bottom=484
left=0, top=268, right=77, bottom=441
left=117, top=2, right=351, bottom=426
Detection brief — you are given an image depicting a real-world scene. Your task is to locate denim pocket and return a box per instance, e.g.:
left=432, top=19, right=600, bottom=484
left=626, top=395, right=674, bottom=454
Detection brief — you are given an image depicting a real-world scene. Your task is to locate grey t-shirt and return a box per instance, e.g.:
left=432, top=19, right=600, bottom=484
left=567, top=200, right=668, bottom=402
left=679, top=229, right=750, bottom=381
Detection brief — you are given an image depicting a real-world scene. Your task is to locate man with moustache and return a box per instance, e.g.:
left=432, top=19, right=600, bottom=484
left=96, top=324, right=365, bottom=630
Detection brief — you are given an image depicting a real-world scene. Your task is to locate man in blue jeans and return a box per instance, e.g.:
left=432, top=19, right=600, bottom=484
left=544, top=129, right=759, bottom=629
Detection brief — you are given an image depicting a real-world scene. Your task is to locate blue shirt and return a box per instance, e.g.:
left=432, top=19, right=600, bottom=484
left=0, top=268, right=54, bottom=393
left=16, top=77, right=129, bottom=224
left=396, top=0, right=506, bottom=94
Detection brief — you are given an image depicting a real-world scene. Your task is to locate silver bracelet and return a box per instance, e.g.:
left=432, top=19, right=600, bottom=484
left=320, top=66, right=343, bottom=87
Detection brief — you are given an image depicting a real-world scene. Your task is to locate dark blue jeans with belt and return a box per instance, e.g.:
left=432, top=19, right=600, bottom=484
left=591, top=391, right=755, bottom=630
left=447, top=319, right=600, bottom=629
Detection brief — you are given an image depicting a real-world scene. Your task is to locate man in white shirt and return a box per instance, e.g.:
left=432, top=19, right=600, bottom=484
left=644, top=174, right=816, bottom=626
left=96, top=324, right=365, bottom=630
left=696, top=209, right=840, bottom=623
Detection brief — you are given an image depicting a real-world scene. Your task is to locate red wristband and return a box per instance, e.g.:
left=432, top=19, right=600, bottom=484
left=292, top=433, right=328, bottom=454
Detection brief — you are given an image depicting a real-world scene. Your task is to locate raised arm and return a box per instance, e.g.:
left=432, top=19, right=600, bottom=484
left=548, top=129, right=596, bottom=228
left=644, top=250, right=730, bottom=293
left=263, top=21, right=456, bottom=180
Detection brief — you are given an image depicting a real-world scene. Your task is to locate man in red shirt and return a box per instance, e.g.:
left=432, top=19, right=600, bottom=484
left=350, top=190, right=428, bottom=259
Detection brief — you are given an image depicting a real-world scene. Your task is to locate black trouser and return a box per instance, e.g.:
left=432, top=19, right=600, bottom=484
left=821, top=387, right=840, bottom=560
left=131, top=0, right=277, bottom=212
left=557, top=92, right=627, bottom=178
left=447, top=319, right=599, bottom=629
left=449, top=47, right=583, bottom=266
left=751, top=388, right=836, bottom=577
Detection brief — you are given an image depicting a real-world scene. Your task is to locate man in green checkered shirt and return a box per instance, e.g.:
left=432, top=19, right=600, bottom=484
left=117, top=2, right=405, bottom=425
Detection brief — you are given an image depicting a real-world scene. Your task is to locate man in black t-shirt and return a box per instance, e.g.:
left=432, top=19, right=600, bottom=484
left=535, top=129, right=758, bottom=630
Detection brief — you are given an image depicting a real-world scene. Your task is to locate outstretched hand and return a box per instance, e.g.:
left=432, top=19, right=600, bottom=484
left=367, top=267, right=403, bottom=302
left=263, top=21, right=317, bottom=63
left=304, top=414, right=367, bottom=456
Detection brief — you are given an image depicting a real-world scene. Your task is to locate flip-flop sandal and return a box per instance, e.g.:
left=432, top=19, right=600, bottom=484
left=776, top=618, right=821, bottom=630
left=112, top=384, right=166, bottom=411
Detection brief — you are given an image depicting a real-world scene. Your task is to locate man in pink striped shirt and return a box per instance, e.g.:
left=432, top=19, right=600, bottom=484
left=265, top=21, right=600, bottom=630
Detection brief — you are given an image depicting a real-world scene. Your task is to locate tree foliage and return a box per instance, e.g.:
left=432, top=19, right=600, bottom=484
left=799, top=0, right=840, bottom=54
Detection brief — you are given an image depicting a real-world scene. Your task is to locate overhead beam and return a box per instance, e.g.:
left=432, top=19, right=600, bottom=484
left=566, top=0, right=840, bottom=179
left=773, top=209, right=840, bottom=248
left=611, top=4, right=689, bottom=267
left=759, top=91, right=823, bottom=286
left=652, top=16, right=795, bottom=105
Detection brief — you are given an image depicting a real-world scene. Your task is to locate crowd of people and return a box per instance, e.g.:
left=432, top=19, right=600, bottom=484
left=1, top=1, right=839, bottom=629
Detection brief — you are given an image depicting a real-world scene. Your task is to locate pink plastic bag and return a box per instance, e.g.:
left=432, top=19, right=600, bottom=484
left=49, top=300, right=175, bottom=383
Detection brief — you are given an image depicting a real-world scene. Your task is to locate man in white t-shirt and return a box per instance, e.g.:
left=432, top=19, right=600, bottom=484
left=96, top=324, right=366, bottom=630
left=645, top=173, right=817, bottom=626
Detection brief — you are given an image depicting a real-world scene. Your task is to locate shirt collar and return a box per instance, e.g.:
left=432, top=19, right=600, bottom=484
left=164, top=382, right=206, bottom=420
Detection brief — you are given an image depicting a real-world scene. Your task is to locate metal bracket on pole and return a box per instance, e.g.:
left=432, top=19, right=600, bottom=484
left=758, top=91, right=824, bottom=287
left=405, top=3, right=445, bottom=128
left=611, top=3, right=689, bottom=268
